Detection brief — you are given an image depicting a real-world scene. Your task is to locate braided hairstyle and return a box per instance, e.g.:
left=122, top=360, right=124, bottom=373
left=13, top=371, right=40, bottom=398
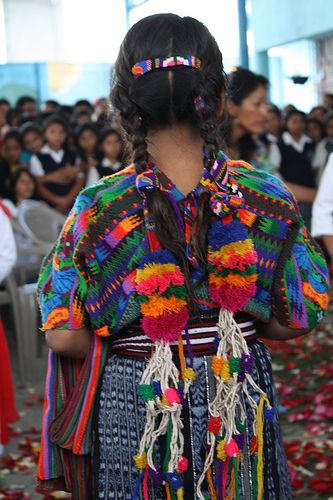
left=111, top=14, right=227, bottom=301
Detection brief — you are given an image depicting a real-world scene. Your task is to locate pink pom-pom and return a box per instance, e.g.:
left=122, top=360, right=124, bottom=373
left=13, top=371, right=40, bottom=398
left=177, top=456, right=189, bottom=473
left=141, top=309, right=189, bottom=343
left=224, top=439, right=239, bottom=457
left=165, top=387, right=181, bottom=405
left=209, top=281, right=256, bottom=312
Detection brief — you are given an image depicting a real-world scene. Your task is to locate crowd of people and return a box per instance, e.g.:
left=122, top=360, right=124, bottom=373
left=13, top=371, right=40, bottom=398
left=0, top=53, right=332, bottom=496
left=1, top=75, right=333, bottom=233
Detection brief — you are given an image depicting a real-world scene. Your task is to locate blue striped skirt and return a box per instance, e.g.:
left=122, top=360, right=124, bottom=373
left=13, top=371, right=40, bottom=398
left=92, top=340, right=293, bottom=499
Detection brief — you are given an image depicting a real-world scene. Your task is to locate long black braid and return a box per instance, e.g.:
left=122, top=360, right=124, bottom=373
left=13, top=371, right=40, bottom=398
left=111, top=13, right=227, bottom=301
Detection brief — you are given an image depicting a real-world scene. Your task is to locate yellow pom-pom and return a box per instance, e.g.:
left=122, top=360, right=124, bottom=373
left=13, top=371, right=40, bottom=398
left=161, top=395, right=170, bottom=406
left=217, top=439, right=227, bottom=461
left=221, top=358, right=231, bottom=381
left=212, top=356, right=223, bottom=377
left=183, top=367, right=196, bottom=381
left=134, top=452, right=147, bottom=470
left=176, top=487, right=184, bottom=500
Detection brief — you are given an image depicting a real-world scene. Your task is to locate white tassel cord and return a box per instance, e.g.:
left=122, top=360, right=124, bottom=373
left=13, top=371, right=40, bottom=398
left=196, top=308, right=270, bottom=499
left=137, top=342, right=189, bottom=473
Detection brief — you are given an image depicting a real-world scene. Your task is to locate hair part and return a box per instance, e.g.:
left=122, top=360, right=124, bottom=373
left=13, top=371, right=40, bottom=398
left=111, top=13, right=226, bottom=302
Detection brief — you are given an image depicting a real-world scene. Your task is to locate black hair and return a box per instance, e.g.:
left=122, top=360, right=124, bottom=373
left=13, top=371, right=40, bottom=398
left=267, top=103, right=281, bottom=118
left=8, top=168, right=38, bottom=204
left=4, top=128, right=22, bottom=146
left=20, top=121, right=43, bottom=138
left=74, top=99, right=93, bottom=110
left=0, top=98, right=10, bottom=107
left=285, top=108, right=307, bottom=125
left=111, top=13, right=227, bottom=301
left=45, top=99, right=59, bottom=108
left=42, top=114, right=68, bottom=133
left=309, top=105, right=326, bottom=116
left=98, top=127, right=122, bottom=145
left=16, top=95, right=36, bottom=110
left=227, top=67, right=268, bottom=106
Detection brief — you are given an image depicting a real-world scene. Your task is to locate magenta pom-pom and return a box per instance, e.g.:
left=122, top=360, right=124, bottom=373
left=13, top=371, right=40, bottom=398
left=165, top=387, right=181, bottom=405
left=209, top=281, right=256, bottom=311
left=224, top=439, right=239, bottom=457
left=141, top=308, right=189, bottom=343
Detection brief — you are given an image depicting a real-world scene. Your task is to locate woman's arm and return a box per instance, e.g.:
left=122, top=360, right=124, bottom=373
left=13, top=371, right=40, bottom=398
left=283, top=182, right=317, bottom=203
left=257, top=316, right=312, bottom=341
left=45, top=327, right=92, bottom=359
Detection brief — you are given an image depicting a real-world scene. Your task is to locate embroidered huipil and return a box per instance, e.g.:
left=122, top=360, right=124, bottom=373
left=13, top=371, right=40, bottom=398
left=37, top=153, right=329, bottom=498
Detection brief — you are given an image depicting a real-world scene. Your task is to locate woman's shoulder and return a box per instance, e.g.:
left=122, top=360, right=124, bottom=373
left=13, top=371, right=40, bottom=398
left=74, top=164, right=139, bottom=213
left=227, top=158, right=295, bottom=207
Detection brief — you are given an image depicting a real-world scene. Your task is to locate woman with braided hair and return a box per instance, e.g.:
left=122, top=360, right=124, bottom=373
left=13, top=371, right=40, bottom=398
left=37, top=14, right=329, bottom=500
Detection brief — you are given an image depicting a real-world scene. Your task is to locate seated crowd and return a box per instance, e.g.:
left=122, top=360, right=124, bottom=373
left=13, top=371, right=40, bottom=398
left=1, top=90, right=333, bottom=266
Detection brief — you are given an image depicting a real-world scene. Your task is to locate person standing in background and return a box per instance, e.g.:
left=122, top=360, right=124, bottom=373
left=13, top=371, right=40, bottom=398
left=30, top=116, right=84, bottom=213
left=225, top=67, right=274, bottom=173
left=0, top=202, right=19, bottom=456
left=270, top=109, right=316, bottom=229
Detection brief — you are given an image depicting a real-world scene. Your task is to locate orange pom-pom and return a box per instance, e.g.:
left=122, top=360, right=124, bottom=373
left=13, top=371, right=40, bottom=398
left=212, top=356, right=223, bottom=376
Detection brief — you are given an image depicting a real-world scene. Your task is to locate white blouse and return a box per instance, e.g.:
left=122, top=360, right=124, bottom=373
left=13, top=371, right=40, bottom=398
left=312, top=153, right=333, bottom=237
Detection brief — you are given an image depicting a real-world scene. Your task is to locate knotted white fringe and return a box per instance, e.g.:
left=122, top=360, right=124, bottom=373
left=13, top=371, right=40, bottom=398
left=137, top=342, right=191, bottom=473
left=196, top=308, right=268, bottom=499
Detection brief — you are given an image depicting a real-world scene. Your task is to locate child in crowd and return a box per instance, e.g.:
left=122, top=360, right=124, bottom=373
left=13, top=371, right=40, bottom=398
left=86, top=128, right=123, bottom=185
left=30, top=116, right=84, bottom=214
left=20, top=122, right=44, bottom=158
left=2, top=168, right=38, bottom=218
left=307, top=117, right=329, bottom=183
left=270, top=109, right=316, bottom=228
left=1, top=129, right=27, bottom=173
left=75, top=123, right=100, bottom=175
left=0, top=202, right=19, bottom=456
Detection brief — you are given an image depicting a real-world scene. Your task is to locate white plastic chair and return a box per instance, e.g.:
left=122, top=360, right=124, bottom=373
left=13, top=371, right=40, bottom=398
left=18, top=200, right=66, bottom=250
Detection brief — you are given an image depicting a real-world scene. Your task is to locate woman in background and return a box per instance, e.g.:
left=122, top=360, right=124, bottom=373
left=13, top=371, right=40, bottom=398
left=0, top=202, right=19, bottom=455
left=225, top=67, right=274, bottom=173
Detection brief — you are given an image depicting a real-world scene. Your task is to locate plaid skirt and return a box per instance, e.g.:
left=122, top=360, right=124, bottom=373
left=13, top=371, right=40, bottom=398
left=92, top=340, right=293, bottom=499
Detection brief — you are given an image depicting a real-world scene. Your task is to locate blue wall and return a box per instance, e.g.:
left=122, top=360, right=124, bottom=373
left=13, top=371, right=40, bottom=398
left=0, top=62, right=111, bottom=106
left=252, top=0, right=333, bottom=50
left=0, top=63, right=48, bottom=105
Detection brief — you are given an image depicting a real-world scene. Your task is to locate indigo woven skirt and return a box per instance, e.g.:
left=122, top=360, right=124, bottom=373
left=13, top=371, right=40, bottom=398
left=92, top=340, right=293, bottom=499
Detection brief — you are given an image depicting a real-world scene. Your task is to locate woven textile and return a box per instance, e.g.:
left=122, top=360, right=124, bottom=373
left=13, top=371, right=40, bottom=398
left=37, top=152, right=329, bottom=497
left=93, top=341, right=292, bottom=499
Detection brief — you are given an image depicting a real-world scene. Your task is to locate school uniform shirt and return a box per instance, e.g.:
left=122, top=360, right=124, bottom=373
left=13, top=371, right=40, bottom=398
left=86, top=157, right=123, bottom=186
left=270, top=131, right=316, bottom=187
left=30, top=144, right=77, bottom=197
left=312, top=153, right=333, bottom=237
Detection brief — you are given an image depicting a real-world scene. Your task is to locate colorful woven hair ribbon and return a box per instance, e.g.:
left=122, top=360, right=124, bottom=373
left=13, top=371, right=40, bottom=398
left=132, top=55, right=202, bottom=79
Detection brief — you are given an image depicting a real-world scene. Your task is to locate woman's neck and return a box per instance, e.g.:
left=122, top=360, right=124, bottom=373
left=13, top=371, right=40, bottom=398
left=147, top=124, right=204, bottom=196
